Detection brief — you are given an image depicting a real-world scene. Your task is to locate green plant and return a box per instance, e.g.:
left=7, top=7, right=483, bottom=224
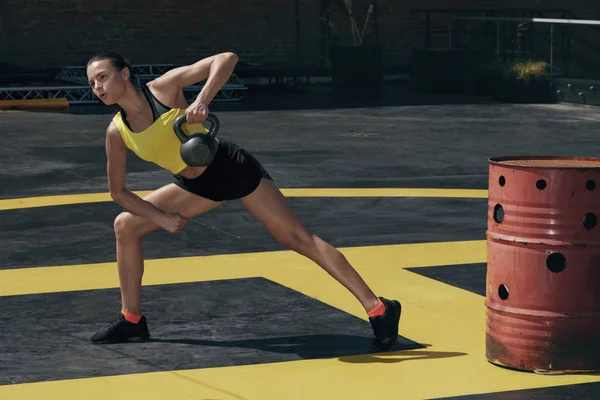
left=511, top=60, right=548, bottom=79
left=475, top=58, right=548, bottom=80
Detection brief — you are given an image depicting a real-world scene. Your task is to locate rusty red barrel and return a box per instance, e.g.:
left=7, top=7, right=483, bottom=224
left=486, top=156, right=600, bottom=374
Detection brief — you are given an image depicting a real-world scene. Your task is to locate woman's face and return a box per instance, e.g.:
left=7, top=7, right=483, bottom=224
left=86, top=59, right=129, bottom=105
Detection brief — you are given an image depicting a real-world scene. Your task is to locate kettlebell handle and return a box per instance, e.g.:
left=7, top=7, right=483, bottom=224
left=173, top=113, right=220, bottom=143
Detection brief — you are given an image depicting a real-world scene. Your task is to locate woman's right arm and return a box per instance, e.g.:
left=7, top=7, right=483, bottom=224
left=105, top=122, right=168, bottom=223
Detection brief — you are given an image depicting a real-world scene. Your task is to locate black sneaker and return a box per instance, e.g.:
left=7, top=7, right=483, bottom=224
left=90, top=314, right=150, bottom=344
left=369, top=297, right=402, bottom=351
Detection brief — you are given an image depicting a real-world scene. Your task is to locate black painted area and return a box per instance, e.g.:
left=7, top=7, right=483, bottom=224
left=0, top=198, right=487, bottom=269
left=406, top=263, right=487, bottom=297
left=3, top=98, right=600, bottom=199
left=436, top=381, right=600, bottom=399
left=0, top=277, right=424, bottom=385
left=0, top=143, right=169, bottom=199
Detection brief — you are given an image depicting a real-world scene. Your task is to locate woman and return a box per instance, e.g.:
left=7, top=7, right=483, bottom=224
left=86, top=51, right=401, bottom=351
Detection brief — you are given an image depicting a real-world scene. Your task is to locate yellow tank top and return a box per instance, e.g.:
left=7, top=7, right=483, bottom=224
left=112, top=107, right=208, bottom=174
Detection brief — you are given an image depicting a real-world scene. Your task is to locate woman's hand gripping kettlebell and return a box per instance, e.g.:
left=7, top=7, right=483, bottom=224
left=185, top=99, right=209, bottom=124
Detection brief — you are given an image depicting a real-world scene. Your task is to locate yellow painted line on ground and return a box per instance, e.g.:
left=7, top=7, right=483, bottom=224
left=0, top=98, right=69, bottom=109
left=0, top=240, right=486, bottom=297
left=0, top=188, right=489, bottom=211
left=283, top=188, right=489, bottom=198
left=2, top=354, right=599, bottom=400
left=0, top=191, right=133, bottom=211
left=2, top=239, right=600, bottom=399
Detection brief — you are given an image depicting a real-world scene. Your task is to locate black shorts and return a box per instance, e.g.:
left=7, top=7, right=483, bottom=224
left=173, top=139, right=272, bottom=201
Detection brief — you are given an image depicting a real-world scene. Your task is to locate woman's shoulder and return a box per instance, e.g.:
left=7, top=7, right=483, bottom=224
left=145, top=79, right=185, bottom=109
left=106, top=119, right=122, bottom=137
left=104, top=119, right=129, bottom=150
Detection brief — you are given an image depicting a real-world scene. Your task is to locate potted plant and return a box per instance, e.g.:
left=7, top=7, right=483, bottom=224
left=481, top=58, right=556, bottom=103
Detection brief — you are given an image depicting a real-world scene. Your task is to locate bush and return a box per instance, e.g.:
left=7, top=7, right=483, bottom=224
left=476, top=58, right=548, bottom=80
left=511, top=60, right=548, bottom=80
left=473, top=58, right=554, bottom=103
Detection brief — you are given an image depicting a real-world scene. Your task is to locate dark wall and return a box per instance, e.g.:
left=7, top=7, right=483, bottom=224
left=2, top=0, right=599, bottom=71
left=1, top=0, right=321, bottom=69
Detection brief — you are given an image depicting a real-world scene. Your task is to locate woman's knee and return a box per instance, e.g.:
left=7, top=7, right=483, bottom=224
left=281, top=229, right=316, bottom=255
left=114, top=212, right=141, bottom=240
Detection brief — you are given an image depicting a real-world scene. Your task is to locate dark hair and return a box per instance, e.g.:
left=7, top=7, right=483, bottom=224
left=87, top=51, right=138, bottom=87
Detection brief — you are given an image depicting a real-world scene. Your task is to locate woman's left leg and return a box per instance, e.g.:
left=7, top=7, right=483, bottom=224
left=241, top=178, right=381, bottom=313
left=225, top=141, right=400, bottom=349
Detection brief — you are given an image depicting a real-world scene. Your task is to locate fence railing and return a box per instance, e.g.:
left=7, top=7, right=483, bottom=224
left=410, top=9, right=600, bottom=79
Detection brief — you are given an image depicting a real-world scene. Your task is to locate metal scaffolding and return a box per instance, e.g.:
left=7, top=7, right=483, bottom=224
left=0, top=64, right=248, bottom=104
left=54, top=64, right=175, bottom=84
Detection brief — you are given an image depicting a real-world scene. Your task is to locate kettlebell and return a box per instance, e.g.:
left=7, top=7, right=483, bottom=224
left=173, top=113, right=220, bottom=167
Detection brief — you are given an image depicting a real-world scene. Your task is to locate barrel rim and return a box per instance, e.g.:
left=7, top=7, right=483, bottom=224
left=489, top=156, right=600, bottom=168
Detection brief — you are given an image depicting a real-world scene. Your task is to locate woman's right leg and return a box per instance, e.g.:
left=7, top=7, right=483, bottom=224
left=91, top=183, right=222, bottom=344
left=114, top=183, right=221, bottom=314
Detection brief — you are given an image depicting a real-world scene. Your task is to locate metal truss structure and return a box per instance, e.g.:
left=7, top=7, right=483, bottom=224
left=0, top=85, right=99, bottom=103
left=54, top=64, right=175, bottom=84
left=0, top=64, right=248, bottom=104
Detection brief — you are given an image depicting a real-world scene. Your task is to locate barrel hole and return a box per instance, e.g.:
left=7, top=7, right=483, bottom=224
left=498, top=284, right=509, bottom=300
left=583, top=213, right=597, bottom=230
left=586, top=180, right=596, bottom=191
left=499, top=176, right=506, bottom=187
left=536, top=179, right=547, bottom=190
left=493, top=204, right=504, bottom=223
left=546, top=252, right=566, bottom=273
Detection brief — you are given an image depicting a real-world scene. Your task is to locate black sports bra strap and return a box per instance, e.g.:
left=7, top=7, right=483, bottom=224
left=118, top=84, right=173, bottom=131
left=141, top=84, right=172, bottom=120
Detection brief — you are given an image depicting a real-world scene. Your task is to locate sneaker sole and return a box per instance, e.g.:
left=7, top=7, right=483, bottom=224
left=390, top=300, right=402, bottom=339
left=91, top=334, right=151, bottom=345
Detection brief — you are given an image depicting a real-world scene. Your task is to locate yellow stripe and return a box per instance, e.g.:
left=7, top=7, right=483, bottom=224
left=0, top=98, right=69, bottom=109
left=2, top=353, right=598, bottom=400
left=2, top=239, right=599, bottom=398
left=0, top=192, right=134, bottom=211
left=0, top=240, right=486, bottom=297
left=0, top=188, right=488, bottom=211
left=283, top=188, right=488, bottom=198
